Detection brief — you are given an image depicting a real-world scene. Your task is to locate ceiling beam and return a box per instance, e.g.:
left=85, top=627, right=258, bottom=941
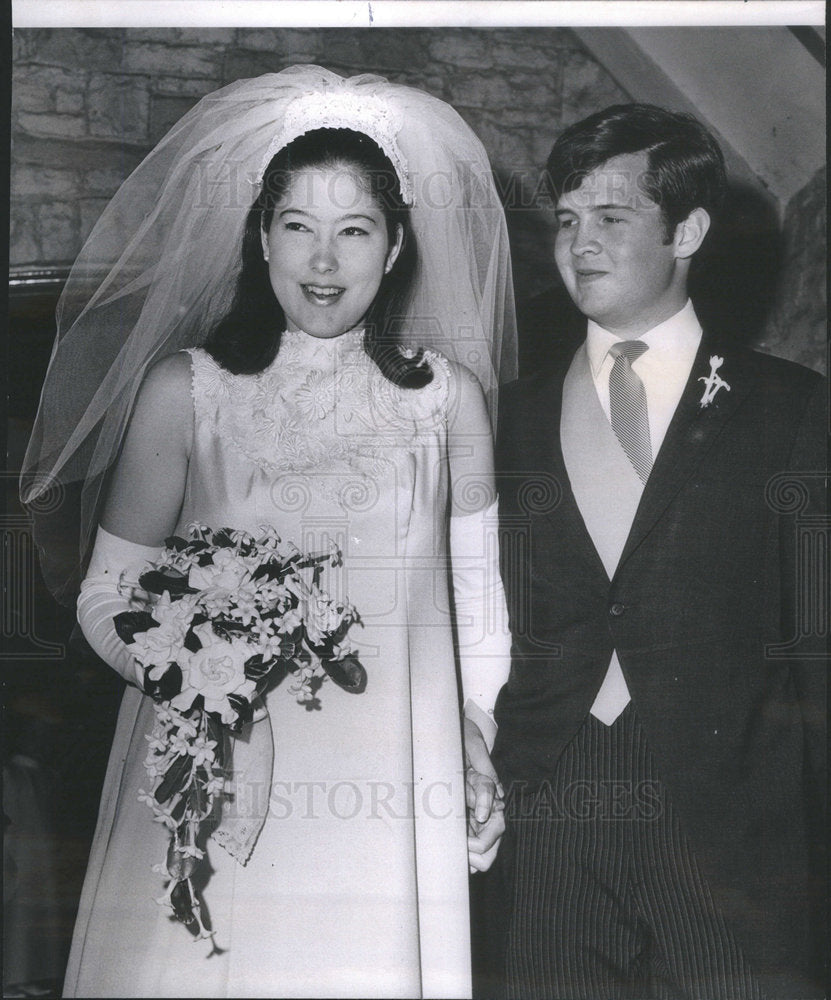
left=571, top=27, right=785, bottom=212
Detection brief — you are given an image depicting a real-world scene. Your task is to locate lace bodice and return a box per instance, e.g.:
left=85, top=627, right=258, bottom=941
left=188, top=331, right=451, bottom=481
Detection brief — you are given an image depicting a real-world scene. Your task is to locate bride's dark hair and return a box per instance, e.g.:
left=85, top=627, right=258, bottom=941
left=205, top=127, right=430, bottom=388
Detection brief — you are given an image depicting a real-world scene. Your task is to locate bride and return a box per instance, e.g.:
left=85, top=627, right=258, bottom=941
left=22, top=66, right=515, bottom=998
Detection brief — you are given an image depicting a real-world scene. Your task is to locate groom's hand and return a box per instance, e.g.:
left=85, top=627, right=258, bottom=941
left=464, top=714, right=506, bottom=873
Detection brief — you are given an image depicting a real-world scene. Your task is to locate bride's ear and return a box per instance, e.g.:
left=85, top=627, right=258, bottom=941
left=260, top=225, right=270, bottom=263
left=384, top=223, right=404, bottom=274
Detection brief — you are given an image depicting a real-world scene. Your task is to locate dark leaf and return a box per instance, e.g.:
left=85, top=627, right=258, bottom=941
left=163, top=534, right=189, bottom=551
left=184, top=539, right=210, bottom=554
left=207, top=714, right=225, bottom=750
left=244, top=653, right=278, bottom=682
left=166, top=841, right=198, bottom=881
left=155, top=751, right=193, bottom=804
left=114, top=610, right=159, bottom=644
left=191, top=767, right=210, bottom=815
left=224, top=693, right=254, bottom=732
left=170, top=795, right=187, bottom=824
left=321, top=654, right=367, bottom=694
left=213, top=618, right=251, bottom=639
left=169, top=878, right=201, bottom=932
left=144, top=662, right=183, bottom=703
left=139, top=568, right=196, bottom=596
left=252, top=560, right=288, bottom=581
left=183, top=627, right=203, bottom=653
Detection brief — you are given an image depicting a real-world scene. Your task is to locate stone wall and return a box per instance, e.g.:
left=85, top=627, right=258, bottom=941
left=10, top=26, right=626, bottom=307
left=11, top=27, right=826, bottom=371
left=760, top=165, right=827, bottom=372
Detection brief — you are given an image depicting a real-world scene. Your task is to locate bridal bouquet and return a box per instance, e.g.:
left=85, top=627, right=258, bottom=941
left=114, top=523, right=365, bottom=939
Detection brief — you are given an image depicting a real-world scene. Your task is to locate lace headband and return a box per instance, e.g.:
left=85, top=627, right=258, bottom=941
left=259, top=84, right=414, bottom=205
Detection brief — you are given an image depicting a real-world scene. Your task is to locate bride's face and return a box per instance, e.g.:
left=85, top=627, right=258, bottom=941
left=262, top=165, right=403, bottom=339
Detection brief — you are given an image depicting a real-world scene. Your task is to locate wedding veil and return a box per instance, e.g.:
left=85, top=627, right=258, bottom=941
left=20, top=64, right=517, bottom=604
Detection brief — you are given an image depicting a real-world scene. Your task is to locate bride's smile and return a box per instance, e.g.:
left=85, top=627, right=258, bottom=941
left=262, top=165, right=403, bottom=339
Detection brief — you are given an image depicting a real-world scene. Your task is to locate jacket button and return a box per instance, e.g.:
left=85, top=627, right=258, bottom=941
left=609, top=602, right=625, bottom=617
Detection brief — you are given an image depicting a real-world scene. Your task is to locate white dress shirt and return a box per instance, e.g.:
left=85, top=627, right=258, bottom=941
left=587, top=299, right=703, bottom=459
left=585, top=299, right=702, bottom=724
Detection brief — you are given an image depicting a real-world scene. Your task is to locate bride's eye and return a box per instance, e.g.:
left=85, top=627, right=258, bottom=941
left=284, top=220, right=310, bottom=232
left=341, top=226, right=369, bottom=237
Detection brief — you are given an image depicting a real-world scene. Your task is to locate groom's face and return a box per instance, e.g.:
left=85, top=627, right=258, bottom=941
left=554, top=152, right=687, bottom=337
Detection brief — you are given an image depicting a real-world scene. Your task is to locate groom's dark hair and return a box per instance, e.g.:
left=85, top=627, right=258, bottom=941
left=545, top=103, right=727, bottom=239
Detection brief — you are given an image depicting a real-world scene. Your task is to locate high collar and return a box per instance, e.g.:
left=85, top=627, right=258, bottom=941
left=279, top=327, right=365, bottom=370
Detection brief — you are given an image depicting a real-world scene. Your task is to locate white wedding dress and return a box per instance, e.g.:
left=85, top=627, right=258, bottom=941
left=63, top=330, right=472, bottom=998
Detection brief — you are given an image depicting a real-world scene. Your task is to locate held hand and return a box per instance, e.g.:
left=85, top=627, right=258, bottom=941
left=464, top=715, right=505, bottom=873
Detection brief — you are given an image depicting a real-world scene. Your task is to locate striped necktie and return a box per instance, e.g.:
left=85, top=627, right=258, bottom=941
left=608, top=340, right=652, bottom=484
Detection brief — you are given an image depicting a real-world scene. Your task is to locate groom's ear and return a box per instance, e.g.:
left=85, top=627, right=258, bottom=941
left=672, top=207, right=711, bottom=260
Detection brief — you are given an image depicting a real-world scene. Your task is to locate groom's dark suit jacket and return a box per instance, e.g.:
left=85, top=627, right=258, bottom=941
left=493, top=332, right=827, bottom=994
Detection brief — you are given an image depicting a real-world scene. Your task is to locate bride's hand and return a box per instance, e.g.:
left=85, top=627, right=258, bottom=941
left=464, top=715, right=505, bottom=873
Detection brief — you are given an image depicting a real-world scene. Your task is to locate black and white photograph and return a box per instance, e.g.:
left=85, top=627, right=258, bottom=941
left=4, top=2, right=827, bottom=997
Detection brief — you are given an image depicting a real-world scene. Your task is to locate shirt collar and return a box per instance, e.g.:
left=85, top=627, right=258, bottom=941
left=586, top=299, right=702, bottom=378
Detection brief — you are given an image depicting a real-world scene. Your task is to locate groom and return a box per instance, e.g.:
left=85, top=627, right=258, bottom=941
left=492, top=104, right=826, bottom=998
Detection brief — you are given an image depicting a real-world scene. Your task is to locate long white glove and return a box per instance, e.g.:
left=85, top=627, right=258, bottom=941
left=450, top=500, right=511, bottom=751
left=76, top=526, right=163, bottom=687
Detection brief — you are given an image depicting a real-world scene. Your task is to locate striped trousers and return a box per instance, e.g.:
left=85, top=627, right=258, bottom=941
left=503, top=706, right=763, bottom=1000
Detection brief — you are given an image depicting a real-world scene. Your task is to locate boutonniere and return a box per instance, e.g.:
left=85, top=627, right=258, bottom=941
left=698, top=355, right=731, bottom=408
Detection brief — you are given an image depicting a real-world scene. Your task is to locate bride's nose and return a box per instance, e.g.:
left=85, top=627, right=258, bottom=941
left=310, top=239, right=338, bottom=274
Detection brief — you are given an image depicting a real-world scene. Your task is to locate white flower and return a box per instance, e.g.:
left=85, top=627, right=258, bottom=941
left=173, top=623, right=257, bottom=723
left=230, top=582, right=260, bottom=625
left=169, top=730, right=193, bottom=756
left=132, top=625, right=185, bottom=674
left=227, top=528, right=254, bottom=547
left=154, top=590, right=198, bottom=625
left=189, top=735, right=218, bottom=768
left=188, top=548, right=252, bottom=592
left=145, top=733, right=168, bottom=753
left=277, top=608, right=303, bottom=633
left=303, top=593, right=345, bottom=645
left=151, top=802, right=180, bottom=831
left=698, top=355, right=731, bottom=408
left=331, top=641, right=357, bottom=659
left=204, top=774, right=226, bottom=797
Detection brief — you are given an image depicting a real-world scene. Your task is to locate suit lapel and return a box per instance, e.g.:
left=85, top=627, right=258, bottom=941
left=561, top=344, right=643, bottom=579
left=535, top=354, right=612, bottom=583
left=617, top=337, right=754, bottom=572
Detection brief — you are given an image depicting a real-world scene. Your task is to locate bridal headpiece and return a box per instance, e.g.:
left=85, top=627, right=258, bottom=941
left=262, top=84, right=412, bottom=203
left=22, top=65, right=516, bottom=602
